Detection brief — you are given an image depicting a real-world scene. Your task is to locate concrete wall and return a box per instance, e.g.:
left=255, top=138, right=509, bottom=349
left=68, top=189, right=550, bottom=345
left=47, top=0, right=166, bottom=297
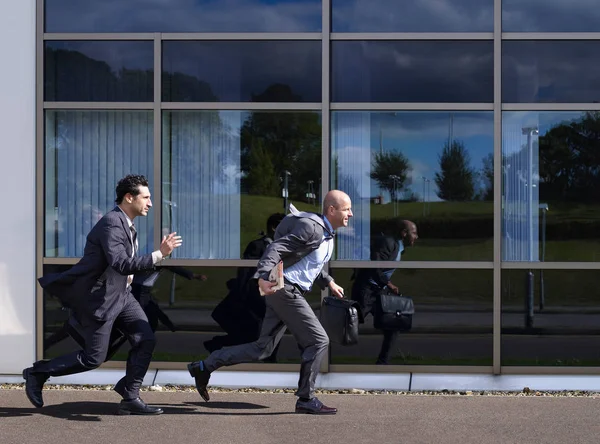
left=0, top=0, right=36, bottom=374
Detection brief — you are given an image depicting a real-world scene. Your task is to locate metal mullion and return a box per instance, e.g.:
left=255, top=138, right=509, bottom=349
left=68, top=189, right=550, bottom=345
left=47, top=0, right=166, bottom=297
left=503, top=103, right=600, bottom=111
left=329, top=261, right=494, bottom=269
left=501, top=262, right=600, bottom=270
left=320, top=0, right=331, bottom=375
left=44, top=102, right=154, bottom=109
left=501, top=366, right=600, bottom=375
left=503, top=32, right=600, bottom=40
left=331, top=103, right=493, bottom=111
left=331, top=33, right=494, bottom=40
left=36, top=0, right=45, bottom=361
left=161, top=33, right=321, bottom=40
left=44, top=33, right=155, bottom=40
left=161, top=102, right=321, bottom=111
left=492, top=0, right=502, bottom=376
left=153, top=33, right=162, bottom=250
left=329, top=365, right=493, bottom=374
left=43, top=258, right=261, bottom=267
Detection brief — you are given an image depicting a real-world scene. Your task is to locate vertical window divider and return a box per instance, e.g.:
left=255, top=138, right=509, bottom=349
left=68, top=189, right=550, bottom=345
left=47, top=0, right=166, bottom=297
left=153, top=33, right=162, bottom=250
left=321, top=0, right=332, bottom=374
left=493, top=0, right=502, bottom=375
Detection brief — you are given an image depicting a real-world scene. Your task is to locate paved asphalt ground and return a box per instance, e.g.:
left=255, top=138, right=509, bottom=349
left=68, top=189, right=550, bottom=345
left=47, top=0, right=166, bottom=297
left=2, top=388, right=600, bottom=444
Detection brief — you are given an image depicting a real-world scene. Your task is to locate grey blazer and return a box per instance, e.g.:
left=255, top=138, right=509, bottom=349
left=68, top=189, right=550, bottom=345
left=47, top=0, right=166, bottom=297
left=253, top=204, right=335, bottom=290
left=39, top=207, right=156, bottom=321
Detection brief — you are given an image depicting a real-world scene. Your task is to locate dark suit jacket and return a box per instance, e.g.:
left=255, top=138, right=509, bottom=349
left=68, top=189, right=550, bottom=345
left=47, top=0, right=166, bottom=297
left=351, top=234, right=400, bottom=314
left=39, top=207, right=156, bottom=321
left=253, top=204, right=335, bottom=290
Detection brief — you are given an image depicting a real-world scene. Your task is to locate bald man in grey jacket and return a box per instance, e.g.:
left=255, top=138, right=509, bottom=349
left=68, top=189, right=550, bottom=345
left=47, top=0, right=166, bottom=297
left=188, top=190, right=352, bottom=414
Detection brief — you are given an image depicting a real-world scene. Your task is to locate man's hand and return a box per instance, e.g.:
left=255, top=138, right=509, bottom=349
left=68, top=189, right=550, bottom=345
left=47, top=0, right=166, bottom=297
left=193, top=273, right=208, bottom=281
left=387, top=282, right=399, bottom=294
left=328, top=280, right=345, bottom=298
left=258, top=278, right=279, bottom=296
left=159, top=232, right=183, bottom=257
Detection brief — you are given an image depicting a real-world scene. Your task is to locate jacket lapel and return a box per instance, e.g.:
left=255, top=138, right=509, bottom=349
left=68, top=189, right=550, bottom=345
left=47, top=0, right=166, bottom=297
left=113, top=206, right=133, bottom=256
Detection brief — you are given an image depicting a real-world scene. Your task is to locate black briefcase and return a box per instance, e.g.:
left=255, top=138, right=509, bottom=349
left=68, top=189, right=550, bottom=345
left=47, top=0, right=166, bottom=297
left=320, top=296, right=362, bottom=346
left=373, top=290, right=414, bottom=331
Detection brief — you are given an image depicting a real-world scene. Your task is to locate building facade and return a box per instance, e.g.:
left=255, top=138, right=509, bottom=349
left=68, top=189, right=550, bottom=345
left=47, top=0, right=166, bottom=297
left=2, top=0, right=600, bottom=390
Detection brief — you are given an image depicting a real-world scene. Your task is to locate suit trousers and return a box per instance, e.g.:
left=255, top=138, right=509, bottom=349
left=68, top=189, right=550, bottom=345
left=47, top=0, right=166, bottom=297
left=35, top=293, right=155, bottom=400
left=203, top=284, right=329, bottom=399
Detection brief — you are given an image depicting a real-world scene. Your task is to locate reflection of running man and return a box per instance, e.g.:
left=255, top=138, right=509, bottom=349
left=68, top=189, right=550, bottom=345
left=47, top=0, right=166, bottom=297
left=351, top=220, right=418, bottom=364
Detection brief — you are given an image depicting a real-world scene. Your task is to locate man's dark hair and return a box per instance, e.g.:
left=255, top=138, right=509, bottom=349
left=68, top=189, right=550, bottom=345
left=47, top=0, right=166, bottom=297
left=267, top=213, right=285, bottom=232
left=115, top=174, right=149, bottom=204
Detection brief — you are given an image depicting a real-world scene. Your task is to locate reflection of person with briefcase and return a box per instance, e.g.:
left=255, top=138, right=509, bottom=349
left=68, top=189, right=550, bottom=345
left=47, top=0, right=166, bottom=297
left=351, top=221, right=418, bottom=365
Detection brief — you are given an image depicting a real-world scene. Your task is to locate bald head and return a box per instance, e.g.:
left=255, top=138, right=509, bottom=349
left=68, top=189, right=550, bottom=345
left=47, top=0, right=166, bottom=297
left=323, top=190, right=350, bottom=210
left=400, top=219, right=418, bottom=247
left=323, top=190, right=353, bottom=230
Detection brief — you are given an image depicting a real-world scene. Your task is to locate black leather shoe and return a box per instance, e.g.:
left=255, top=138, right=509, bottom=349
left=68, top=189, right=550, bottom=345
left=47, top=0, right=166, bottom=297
left=22, top=367, right=48, bottom=408
left=187, top=361, right=210, bottom=401
left=117, top=398, right=163, bottom=415
left=295, top=397, right=337, bottom=415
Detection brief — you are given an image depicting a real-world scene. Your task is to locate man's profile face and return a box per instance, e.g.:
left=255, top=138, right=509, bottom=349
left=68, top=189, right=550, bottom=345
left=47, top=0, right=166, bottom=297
left=328, top=196, right=353, bottom=230
left=128, top=186, right=152, bottom=217
left=403, top=223, right=418, bottom=246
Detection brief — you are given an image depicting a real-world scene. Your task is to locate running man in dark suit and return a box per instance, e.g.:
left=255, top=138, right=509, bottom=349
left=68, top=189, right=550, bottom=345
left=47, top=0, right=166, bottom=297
left=23, top=174, right=182, bottom=415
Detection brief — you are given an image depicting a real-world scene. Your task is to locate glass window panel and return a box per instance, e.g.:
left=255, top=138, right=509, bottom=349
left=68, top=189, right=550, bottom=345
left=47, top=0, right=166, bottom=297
left=45, top=0, right=322, bottom=33
left=45, top=110, right=154, bottom=257
left=502, top=111, right=600, bottom=262
left=332, top=111, right=494, bottom=261
left=162, top=110, right=322, bottom=259
left=331, top=41, right=493, bottom=103
left=503, top=41, right=600, bottom=103
left=330, top=268, right=493, bottom=366
left=332, top=0, right=493, bottom=32
left=45, top=41, right=154, bottom=102
left=502, top=269, right=600, bottom=366
left=162, top=41, right=321, bottom=103
left=43, top=265, right=322, bottom=363
left=503, top=0, right=600, bottom=32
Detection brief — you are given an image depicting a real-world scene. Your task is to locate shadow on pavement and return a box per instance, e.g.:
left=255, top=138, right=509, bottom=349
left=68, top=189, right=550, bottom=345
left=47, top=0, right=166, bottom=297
left=0, top=401, right=294, bottom=419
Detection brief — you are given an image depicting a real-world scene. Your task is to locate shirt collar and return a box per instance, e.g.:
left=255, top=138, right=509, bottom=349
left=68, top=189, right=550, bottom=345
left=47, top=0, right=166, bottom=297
left=117, top=205, right=134, bottom=228
left=323, top=216, right=335, bottom=237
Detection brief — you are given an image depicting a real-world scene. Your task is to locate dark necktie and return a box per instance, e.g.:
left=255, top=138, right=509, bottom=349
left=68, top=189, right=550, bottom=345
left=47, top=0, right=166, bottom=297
left=130, top=224, right=138, bottom=257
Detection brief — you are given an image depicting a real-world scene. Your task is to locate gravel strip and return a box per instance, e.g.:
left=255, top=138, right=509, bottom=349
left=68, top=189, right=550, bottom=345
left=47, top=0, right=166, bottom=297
left=2, top=383, right=600, bottom=397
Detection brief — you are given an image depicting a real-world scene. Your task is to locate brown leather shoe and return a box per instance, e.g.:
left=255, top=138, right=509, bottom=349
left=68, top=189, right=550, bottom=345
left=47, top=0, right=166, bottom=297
left=295, top=397, right=337, bottom=415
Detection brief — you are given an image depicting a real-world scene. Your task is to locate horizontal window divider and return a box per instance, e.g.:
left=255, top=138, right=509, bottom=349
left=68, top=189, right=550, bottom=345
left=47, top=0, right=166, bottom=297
left=502, top=103, right=600, bottom=111
left=329, top=365, right=493, bottom=374
left=42, top=258, right=261, bottom=267
left=44, top=33, right=155, bottom=40
left=330, top=33, right=494, bottom=40
left=329, top=261, right=493, bottom=269
left=500, top=366, right=600, bottom=375
left=161, top=33, right=322, bottom=40
left=501, top=262, right=600, bottom=270
left=161, top=102, right=322, bottom=110
left=152, top=259, right=259, bottom=267
left=330, top=103, right=493, bottom=111
left=43, top=257, right=79, bottom=265
left=502, top=32, right=600, bottom=40
left=44, top=102, right=154, bottom=109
